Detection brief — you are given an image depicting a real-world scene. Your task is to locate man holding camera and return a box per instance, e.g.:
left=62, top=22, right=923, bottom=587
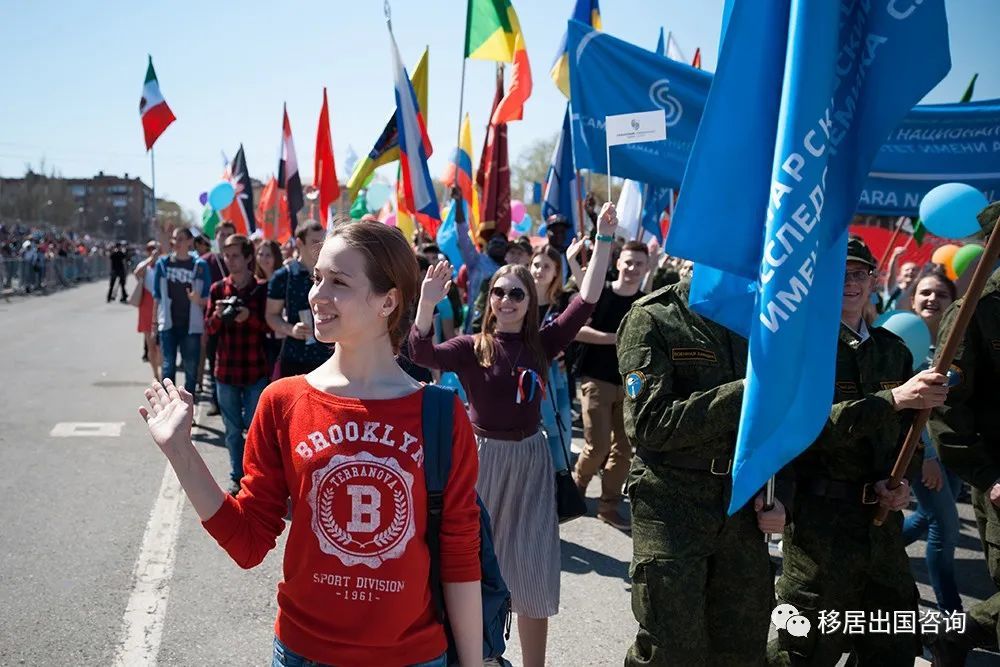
left=205, top=234, right=269, bottom=495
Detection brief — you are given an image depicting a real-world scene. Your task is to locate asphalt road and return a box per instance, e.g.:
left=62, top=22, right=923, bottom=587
left=0, top=281, right=996, bottom=666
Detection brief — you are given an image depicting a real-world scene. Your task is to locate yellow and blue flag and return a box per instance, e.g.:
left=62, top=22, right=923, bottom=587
left=550, top=0, right=601, bottom=98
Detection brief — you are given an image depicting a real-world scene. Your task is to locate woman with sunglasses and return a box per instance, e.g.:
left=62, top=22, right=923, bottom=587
left=410, top=203, right=618, bottom=667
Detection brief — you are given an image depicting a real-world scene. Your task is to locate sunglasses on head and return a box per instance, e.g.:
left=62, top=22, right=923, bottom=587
left=490, top=286, right=526, bottom=303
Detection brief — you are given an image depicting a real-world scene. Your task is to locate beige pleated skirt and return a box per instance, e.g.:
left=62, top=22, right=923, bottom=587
left=475, top=429, right=560, bottom=618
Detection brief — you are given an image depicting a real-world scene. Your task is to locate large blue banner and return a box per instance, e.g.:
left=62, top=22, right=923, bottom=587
left=862, top=99, right=1000, bottom=213
left=567, top=19, right=711, bottom=188
left=568, top=18, right=993, bottom=218
left=667, top=0, right=950, bottom=514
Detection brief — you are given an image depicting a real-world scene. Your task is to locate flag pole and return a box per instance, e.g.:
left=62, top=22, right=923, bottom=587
left=455, top=57, right=468, bottom=190
left=150, top=146, right=157, bottom=238
left=606, top=144, right=612, bottom=203
left=875, top=215, right=908, bottom=273
left=455, top=0, right=472, bottom=175
left=874, top=215, right=1000, bottom=526
left=273, top=178, right=280, bottom=240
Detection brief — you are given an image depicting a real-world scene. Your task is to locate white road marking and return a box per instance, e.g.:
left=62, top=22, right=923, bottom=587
left=50, top=422, right=125, bottom=437
left=112, top=402, right=202, bottom=666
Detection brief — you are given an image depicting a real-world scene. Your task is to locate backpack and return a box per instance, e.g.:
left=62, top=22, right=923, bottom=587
left=421, top=385, right=512, bottom=666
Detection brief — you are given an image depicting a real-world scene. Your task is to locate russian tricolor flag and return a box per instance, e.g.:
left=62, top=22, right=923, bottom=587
left=390, top=32, right=440, bottom=237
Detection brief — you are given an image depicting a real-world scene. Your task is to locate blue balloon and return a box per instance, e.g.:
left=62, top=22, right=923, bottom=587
left=873, top=310, right=932, bottom=370
left=918, top=183, right=987, bottom=240
left=208, top=181, right=236, bottom=211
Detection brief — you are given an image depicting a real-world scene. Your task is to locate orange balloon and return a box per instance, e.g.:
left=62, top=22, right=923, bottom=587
left=931, top=243, right=959, bottom=269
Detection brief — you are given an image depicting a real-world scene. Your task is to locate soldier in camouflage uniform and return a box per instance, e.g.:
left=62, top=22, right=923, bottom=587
left=768, top=237, right=949, bottom=666
left=926, top=203, right=1000, bottom=666
left=618, top=278, right=787, bottom=666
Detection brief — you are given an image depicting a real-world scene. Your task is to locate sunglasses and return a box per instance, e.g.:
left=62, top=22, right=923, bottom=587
left=490, top=286, right=526, bottom=303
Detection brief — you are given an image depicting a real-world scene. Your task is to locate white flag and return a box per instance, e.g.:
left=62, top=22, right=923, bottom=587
left=605, top=109, right=667, bottom=147
left=666, top=32, right=686, bottom=62
left=615, top=179, right=643, bottom=240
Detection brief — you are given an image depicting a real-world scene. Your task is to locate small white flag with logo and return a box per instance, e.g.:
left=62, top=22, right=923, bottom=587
left=605, top=109, right=667, bottom=147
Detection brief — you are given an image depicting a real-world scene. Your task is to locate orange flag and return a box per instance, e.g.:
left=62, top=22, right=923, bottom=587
left=692, top=47, right=702, bottom=69
left=491, top=31, right=532, bottom=124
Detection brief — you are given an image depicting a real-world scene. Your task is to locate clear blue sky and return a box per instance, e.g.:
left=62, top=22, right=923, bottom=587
left=1, top=0, right=996, bottom=218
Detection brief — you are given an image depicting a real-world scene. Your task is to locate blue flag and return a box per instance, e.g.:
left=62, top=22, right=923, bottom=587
left=436, top=202, right=466, bottom=275
left=567, top=19, right=711, bottom=188
left=542, top=104, right=580, bottom=231
left=640, top=185, right=671, bottom=242
left=668, top=0, right=950, bottom=514
left=567, top=17, right=992, bottom=217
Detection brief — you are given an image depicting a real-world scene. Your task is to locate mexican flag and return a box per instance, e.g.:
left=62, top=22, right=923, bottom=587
left=139, top=56, right=176, bottom=151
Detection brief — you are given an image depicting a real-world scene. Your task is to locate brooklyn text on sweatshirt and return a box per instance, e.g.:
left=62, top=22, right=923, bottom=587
left=202, top=376, right=480, bottom=667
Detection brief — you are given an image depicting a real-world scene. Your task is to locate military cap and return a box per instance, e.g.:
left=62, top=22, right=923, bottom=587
left=977, top=201, right=998, bottom=238
left=846, top=236, right=876, bottom=268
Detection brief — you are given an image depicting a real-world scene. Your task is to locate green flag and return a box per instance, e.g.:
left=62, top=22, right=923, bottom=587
left=960, top=73, right=978, bottom=103
left=350, top=189, right=368, bottom=220
left=202, top=207, right=220, bottom=237
left=912, top=218, right=926, bottom=246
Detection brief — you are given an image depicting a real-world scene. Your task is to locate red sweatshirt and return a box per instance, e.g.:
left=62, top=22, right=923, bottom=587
left=202, top=376, right=481, bottom=667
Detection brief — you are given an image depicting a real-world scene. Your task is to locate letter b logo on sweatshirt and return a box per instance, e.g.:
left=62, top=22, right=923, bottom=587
left=308, top=451, right=417, bottom=569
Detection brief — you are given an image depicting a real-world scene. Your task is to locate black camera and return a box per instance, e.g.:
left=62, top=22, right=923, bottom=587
left=218, top=295, right=245, bottom=323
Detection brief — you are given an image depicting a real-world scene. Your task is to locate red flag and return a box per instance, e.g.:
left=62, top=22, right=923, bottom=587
left=691, top=47, right=702, bottom=69
left=491, top=31, right=532, bottom=124
left=477, top=69, right=511, bottom=241
left=258, top=177, right=292, bottom=242
left=315, top=88, right=340, bottom=225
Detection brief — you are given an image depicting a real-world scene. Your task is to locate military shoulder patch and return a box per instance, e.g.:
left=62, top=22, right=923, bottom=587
left=624, top=371, right=646, bottom=400
left=836, top=381, right=859, bottom=394
left=671, top=348, right=718, bottom=363
left=880, top=381, right=903, bottom=390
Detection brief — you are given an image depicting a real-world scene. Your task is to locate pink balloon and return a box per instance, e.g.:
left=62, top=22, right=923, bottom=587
left=384, top=214, right=397, bottom=227
left=510, top=199, right=526, bottom=223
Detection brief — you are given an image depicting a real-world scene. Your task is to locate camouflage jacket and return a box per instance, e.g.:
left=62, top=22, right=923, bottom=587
left=929, top=268, right=1000, bottom=492
left=617, top=282, right=747, bottom=459
left=788, top=323, right=914, bottom=484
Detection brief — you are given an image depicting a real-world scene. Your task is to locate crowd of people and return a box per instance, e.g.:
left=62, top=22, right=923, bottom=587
left=132, top=192, right=999, bottom=667
left=0, top=223, right=126, bottom=295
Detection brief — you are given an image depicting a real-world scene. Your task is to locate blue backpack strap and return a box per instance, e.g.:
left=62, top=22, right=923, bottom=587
left=422, top=385, right=454, bottom=623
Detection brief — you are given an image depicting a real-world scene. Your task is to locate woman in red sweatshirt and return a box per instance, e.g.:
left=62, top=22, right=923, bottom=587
left=409, top=203, right=619, bottom=667
left=139, top=219, right=483, bottom=667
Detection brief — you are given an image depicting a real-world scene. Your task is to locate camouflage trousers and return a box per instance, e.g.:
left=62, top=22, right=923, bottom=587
left=625, top=457, right=773, bottom=666
left=767, top=497, right=920, bottom=666
left=963, top=487, right=1000, bottom=650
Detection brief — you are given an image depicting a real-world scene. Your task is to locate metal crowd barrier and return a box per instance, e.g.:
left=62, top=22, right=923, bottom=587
left=0, top=255, right=112, bottom=297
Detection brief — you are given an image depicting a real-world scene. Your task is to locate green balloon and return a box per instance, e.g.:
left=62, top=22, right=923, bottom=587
left=952, top=243, right=984, bottom=277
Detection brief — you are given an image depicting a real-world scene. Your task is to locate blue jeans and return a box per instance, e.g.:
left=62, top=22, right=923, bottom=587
left=271, top=637, right=447, bottom=667
left=158, top=328, right=202, bottom=396
left=540, top=360, right=573, bottom=472
left=217, top=378, right=267, bottom=482
left=902, top=464, right=964, bottom=612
